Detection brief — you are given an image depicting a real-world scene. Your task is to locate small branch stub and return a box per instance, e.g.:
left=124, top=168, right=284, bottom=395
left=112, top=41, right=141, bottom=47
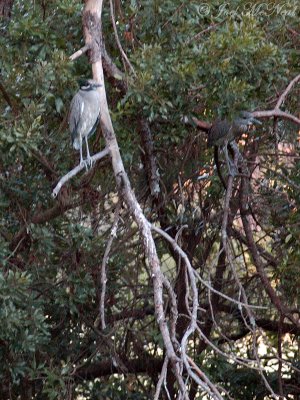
left=69, top=44, right=90, bottom=61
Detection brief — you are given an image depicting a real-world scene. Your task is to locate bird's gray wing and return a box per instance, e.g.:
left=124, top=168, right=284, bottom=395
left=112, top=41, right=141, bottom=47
left=87, top=115, right=100, bottom=139
left=208, top=119, right=231, bottom=147
left=68, top=93, right=84, bottom=143
left=82, top=90, right=101, bottom=139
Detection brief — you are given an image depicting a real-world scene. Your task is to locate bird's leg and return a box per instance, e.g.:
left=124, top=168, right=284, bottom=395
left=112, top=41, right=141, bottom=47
left=79, top=136, right=88, bottom=170
left=230, top=141, right=250, bottom=177
left=223, top=141, right=238, bottom=177
left=85, top=135, right=94, bottom=168
left=229, top=141, right=243, bottom=163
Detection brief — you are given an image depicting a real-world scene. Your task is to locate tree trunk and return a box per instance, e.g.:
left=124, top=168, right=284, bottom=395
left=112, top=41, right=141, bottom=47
left=0, top=0, right=14, bottom=18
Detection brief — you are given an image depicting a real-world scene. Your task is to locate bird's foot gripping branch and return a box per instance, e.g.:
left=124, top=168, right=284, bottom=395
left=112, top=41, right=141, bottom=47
left=52, top=147, right=110, bottom=198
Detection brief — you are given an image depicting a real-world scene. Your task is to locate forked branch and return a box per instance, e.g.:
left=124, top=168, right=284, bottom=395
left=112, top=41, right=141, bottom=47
left=52, top=147, right=110, bottom=197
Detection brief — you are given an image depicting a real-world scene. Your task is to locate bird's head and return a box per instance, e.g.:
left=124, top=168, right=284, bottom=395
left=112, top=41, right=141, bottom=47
left=78, top=78, right=102, bottom=91
left=239, top=111, right=262, bottom=127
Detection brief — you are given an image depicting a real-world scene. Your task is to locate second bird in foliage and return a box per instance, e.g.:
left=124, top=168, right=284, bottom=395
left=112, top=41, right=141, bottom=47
left=208, top=111, right=261, bottom=175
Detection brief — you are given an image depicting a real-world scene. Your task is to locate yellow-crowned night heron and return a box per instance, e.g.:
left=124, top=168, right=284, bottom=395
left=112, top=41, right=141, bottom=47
left=69, top=79, right=101, bottom=168
left=208, top=111, right=261, bottom=175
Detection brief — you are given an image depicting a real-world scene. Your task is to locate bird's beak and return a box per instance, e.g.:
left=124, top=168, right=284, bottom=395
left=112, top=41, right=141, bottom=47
left=246, top=116, right=262, bottom=126
left=250, top=117, right=262, bottom=125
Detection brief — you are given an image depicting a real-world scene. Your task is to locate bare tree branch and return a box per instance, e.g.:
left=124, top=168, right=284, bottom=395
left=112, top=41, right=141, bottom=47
left=154, top=356, right=169, bottom=400
left=10, top=197, right=80, bottom=244
left=69, top=44, right=90, bottom=61
left=192, top=75, right=300, bottom=132
left=99, top=200, right=122, bottom=330
left=239, top=173, right=300, bottom=328
left=275, top=74, right=300, bottom=110
left=102, top=44, right=127, bottom=93
left=109, top=0, right=136, bottom=76
left=252, top=109, right=300, bottom=125
left=79, top=2, right=186, bottom=394
left=139, top=120, right=160, bottom=198
left=76, top=357, right=163, bottom=380
left=151, top=224, right=225, bottom=398
left=52, top=148, right=110, bottom=198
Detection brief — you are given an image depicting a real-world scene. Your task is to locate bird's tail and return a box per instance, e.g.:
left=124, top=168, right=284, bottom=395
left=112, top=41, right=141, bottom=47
left=73, top=138, right=80, bottom=150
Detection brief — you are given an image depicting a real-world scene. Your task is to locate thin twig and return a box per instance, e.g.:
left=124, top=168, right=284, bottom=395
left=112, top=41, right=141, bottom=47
left=187, top=356, right=225, bottom=400
left=154, top=356, right=169, bottom=400
left=0, top=79, right=16, bottom=112
left=161, top=274, right=179, bottom=347
left=100, top=200, right=122, bottom=330
left=275, top=74, right=300, bottom=110
left=109, top=0, right=136, bottom=76
left=193, top=266, right=266, bottom=310
left=162, top=3, right=185, bottom=30
left=139, top=120, right=160, bottom=197
left=186, top=23, right=219, bottom=44
left=221, top=154, right=278, bottom=397
left=274, top=169, right=300, bottom=190
left=151, top=224, right=224, bottom=399
left=239, top=170, right=300, bottom=329
left=287, top=27, right=300, bottom=36
left=4, top=237, right=25, bottom=262
left=31, top=149, right=59, bottom=178
left=195, top=324, right=258, bottom=370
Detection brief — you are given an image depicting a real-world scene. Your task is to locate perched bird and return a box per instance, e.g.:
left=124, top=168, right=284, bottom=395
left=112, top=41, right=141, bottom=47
left=208, top=111, right=261, bottom=176
left=68, top=79, right=101, bottom=168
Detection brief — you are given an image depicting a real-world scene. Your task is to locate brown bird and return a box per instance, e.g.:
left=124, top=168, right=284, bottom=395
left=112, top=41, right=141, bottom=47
left=208, top=111, right=261, bottom=175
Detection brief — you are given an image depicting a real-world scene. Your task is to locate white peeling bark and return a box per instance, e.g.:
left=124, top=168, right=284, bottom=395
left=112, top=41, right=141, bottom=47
left=82, top=0, right=178, bottom=364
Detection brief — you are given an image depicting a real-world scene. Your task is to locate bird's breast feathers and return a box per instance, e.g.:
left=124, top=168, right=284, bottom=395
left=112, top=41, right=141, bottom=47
left=69, top=89, right=101, bottom=148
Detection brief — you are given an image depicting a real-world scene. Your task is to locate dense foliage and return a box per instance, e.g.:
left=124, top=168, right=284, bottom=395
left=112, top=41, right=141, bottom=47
left=0, top=0, right=299, bottom=398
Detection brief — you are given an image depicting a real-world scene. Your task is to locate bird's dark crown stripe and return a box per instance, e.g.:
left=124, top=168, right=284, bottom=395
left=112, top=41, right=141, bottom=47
left=80, top=86, right=94, bottom=92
